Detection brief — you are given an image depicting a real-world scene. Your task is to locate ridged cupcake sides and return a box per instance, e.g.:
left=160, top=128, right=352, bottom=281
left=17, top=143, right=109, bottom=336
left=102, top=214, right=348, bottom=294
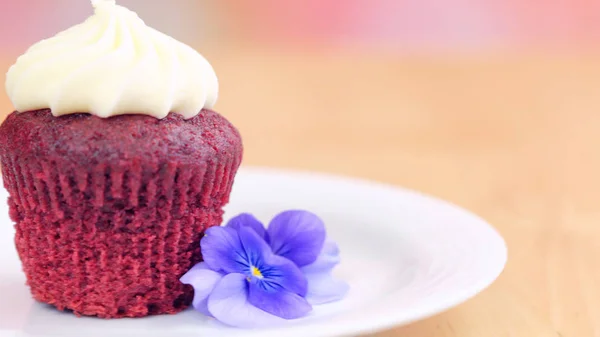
left=0, top=152, right=240, bottom=318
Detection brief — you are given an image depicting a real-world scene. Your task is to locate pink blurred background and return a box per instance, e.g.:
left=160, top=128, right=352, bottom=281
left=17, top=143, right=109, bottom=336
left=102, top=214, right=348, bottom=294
left=1, top=0, right=599, bottom=52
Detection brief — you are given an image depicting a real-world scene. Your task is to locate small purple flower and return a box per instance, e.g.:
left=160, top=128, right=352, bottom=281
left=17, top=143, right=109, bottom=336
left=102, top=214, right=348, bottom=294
left=180, top=210, right=348, bottom=328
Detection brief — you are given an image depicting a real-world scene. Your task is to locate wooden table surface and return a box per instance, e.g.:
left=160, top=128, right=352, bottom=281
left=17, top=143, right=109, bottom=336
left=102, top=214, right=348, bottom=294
left=1, top=48, right=599, bottom=337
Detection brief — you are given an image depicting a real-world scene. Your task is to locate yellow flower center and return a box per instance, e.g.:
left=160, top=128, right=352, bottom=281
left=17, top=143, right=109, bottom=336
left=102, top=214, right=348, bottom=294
left=251, top=266, right=263, bottom=279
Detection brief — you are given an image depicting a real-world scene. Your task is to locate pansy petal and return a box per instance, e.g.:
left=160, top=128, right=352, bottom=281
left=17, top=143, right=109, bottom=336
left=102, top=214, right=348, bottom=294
left=180, top=262, right=223, bottom=316
left=259, top=253, right=308, bottom=296
left=248, top=282, right=312, bottom=319
left=322, top=239, right=340, bottom=255
left=207, top=273, right=286, bottom=328
left=267, top=210, right=326, bottom=267
left=201, top=226, right=248, bottom=274
left=225, top=213, right=268, bottom=241
left=304, top=272, right=349, bottom=305
left=238, top=227, right=307, bottom=296
left=238, top=227, right=274, bottom=270
left=301, top=240, right=341, bottom=274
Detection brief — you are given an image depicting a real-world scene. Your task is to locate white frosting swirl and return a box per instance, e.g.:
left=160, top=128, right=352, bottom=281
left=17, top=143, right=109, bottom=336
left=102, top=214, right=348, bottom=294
left=5, top=0, right=218, bottom=119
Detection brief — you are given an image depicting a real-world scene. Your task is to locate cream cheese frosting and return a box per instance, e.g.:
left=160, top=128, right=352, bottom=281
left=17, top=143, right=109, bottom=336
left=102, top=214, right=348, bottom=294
left=5, top=0, right=218, bottom=119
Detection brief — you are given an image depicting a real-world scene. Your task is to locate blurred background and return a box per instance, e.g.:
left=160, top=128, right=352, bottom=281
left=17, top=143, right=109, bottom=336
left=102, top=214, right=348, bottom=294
left=0, top=1, right=599, bottom=336
left=2, top=0, right=600, bottom=51
left=1, top=0, right=597, bottom=208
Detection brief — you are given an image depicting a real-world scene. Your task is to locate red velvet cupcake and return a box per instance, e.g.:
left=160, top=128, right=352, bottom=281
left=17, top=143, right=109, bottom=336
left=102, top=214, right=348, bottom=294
left=0, top=1, right=242, bottom=318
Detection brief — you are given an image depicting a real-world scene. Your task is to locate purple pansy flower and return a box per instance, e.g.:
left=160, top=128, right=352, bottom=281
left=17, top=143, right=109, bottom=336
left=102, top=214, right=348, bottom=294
left=180, top=210, right=348, bottom=328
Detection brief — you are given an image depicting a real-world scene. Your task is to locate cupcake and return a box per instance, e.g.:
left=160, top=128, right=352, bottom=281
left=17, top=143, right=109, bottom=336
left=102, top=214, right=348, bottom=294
left=0, top=0, right=243, bottom=318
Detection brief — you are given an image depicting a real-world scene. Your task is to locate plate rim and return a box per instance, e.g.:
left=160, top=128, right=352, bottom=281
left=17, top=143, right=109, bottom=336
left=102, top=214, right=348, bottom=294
left=231, top=166, right=508, bottom=336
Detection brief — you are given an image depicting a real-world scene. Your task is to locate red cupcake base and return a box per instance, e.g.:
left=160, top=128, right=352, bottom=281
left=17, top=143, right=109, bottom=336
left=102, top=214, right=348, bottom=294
left=0, top=110, right=243, bottom=318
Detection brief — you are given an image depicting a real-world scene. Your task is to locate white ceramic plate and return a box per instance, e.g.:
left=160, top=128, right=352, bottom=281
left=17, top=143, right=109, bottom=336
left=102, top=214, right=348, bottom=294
left=0, top=167, right=506, bottom=337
